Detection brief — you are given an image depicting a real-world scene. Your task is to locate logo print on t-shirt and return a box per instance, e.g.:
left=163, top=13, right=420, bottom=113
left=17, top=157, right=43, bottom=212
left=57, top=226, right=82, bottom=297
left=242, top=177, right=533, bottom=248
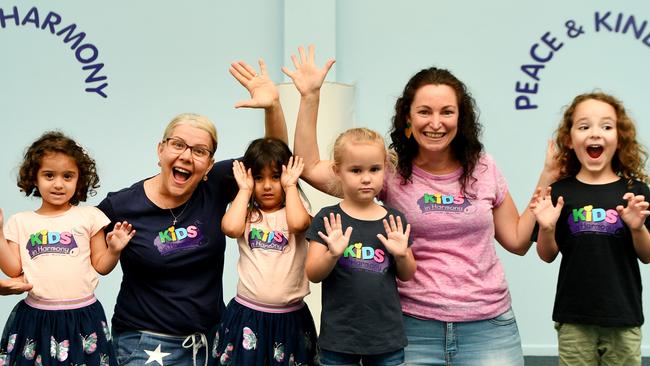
left=417, top=192, right=472, bottom=213
left=248, top=228, right=289, bottom=251
left=567, top=204, right=624, bottom=236
left=338, top=242, right=389, bottom=274
left=154, top=224, right=204, bottom=256
left=26, top=229, right=78, bottom=259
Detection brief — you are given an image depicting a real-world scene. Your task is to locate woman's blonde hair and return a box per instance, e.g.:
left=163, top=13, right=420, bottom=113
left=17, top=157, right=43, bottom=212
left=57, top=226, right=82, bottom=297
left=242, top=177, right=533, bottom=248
left=163, top=113, right=218, bottom=151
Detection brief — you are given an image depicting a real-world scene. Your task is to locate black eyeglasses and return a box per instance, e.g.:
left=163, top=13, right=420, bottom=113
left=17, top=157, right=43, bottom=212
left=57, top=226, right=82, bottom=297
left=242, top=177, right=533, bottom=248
left=164, top=137, right=214, bottom=160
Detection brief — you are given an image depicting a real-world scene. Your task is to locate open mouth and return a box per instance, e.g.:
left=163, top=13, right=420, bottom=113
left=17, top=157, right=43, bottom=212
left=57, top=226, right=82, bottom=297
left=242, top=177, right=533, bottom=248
left=172, top=167, right=192, bottom=182
left=423, top=132, right=445, bottom=139
left=587, top=145, right=603, bottom=159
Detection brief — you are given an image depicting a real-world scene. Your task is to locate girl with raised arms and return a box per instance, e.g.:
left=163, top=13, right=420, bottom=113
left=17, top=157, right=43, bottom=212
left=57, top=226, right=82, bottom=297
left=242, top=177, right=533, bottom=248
left=209, top=138, right=317, bottom=365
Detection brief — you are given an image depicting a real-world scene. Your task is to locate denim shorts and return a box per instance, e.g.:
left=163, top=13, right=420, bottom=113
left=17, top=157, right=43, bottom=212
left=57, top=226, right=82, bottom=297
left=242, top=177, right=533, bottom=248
left=113, top=329, right=209, bottom=366
left=318, top=347, right=404, bottom=366
left=403, top=308, right=524, bottom=366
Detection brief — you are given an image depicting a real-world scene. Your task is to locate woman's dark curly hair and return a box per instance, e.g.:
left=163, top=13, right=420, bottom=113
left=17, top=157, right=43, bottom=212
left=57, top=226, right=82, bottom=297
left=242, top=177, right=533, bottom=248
left=242, top=138, right=295, bottom=223
left=555, top=92, right=648, bottom=185
left=389, top=67, right=484, bottom=195
left=17, top=131, right=100, bottom=205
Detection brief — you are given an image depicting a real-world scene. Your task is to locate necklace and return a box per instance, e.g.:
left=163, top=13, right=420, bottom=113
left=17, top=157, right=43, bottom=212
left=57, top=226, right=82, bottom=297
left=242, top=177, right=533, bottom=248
left=169, top=201, right=190, bottom=226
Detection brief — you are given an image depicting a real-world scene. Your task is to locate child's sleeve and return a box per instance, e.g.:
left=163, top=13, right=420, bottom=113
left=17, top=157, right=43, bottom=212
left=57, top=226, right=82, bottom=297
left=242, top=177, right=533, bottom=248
left=87, top=206, right=111, bottom=237
left=96, top=194, right=116, bottom=231
left=3, top=214, right=20, bottom=245
left=305, top=208, right=327, bottom=246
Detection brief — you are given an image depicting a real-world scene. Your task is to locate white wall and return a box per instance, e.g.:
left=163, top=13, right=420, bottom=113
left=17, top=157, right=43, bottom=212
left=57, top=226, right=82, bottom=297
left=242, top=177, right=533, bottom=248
left=1, top=0, right=649, bottom=356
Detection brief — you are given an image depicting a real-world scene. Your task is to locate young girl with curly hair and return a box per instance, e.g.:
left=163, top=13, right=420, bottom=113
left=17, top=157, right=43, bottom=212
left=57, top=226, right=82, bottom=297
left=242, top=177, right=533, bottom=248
left=531, top=92, right=650, bottom=365
left=0, top=131, right=135, bottom=366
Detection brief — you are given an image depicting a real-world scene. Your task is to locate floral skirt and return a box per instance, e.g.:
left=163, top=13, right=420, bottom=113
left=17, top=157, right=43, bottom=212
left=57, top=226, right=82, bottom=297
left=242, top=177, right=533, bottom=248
left=209, top=296, right=318, bottom=366
left=0, top=297, right=116, bottom=366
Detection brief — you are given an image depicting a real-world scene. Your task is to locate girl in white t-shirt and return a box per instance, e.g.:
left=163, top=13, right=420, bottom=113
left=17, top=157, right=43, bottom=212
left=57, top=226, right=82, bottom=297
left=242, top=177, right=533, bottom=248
left=0, top=131, right=134, bottom=366
left=209, top=138, right=317, bottom=366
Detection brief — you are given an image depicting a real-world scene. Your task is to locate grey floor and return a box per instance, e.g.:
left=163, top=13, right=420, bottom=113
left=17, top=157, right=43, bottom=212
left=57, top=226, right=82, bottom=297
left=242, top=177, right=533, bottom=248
left=524, top=356, right=650, bottom=365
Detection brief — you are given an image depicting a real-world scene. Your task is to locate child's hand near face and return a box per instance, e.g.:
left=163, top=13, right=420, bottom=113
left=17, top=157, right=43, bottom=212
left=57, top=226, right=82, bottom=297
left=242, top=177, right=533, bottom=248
left=232, top=161, right=254, bottom=192
left=281, top=156, right=304, bottom=190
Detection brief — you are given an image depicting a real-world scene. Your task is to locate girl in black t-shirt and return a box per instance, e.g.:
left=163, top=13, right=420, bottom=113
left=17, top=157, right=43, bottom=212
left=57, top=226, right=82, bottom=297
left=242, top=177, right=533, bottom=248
left=531, top=92, right=650, bottom=365
left=302, top=127, right=417, bottom=365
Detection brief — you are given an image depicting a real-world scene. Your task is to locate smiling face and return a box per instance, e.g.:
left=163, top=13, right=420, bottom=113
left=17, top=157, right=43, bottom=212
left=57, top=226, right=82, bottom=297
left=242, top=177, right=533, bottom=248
left=408, top=84, right=459, bottom=162
left=35, top=152, right=79, bottom=214
left=157, top=123, right=215, bottom=202
left=569, top=98, right=619, bottom=182
left=334, top=141, right=386, bottom=204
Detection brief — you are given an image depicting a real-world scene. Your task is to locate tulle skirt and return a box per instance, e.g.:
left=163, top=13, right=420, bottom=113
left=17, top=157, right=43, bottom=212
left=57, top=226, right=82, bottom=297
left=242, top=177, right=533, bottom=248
left=0, top=296, right=116, bottom=366
left=209, top=296, right=318, bottom=366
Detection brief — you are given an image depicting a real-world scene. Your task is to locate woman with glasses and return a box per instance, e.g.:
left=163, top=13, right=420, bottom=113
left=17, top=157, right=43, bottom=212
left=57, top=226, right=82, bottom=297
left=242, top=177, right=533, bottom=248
left=97, top=60, right=288, bottom=366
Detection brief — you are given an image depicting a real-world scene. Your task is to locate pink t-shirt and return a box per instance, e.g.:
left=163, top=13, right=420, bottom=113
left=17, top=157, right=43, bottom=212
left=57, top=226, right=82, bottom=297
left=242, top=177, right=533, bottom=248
left=236, top=207, right=310, bottom=306
left=4, top=206, right=110, bottom=300
left=378, top=154, right=511, bottom=321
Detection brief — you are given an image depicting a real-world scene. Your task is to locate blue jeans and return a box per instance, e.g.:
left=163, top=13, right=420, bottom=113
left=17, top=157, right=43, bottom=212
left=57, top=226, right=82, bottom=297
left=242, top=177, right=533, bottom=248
left=113, top=329, right=208, bottom=366
left=403, top=308, right=524, bottom=366
left=319, top=348, right=405, bottom=366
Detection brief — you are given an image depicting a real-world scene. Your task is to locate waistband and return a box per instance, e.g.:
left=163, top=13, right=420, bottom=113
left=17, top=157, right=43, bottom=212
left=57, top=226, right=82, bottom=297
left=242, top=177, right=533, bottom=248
left=235, top=295, right=305, bottom=314
left=25, top=293, right=97, bottom=310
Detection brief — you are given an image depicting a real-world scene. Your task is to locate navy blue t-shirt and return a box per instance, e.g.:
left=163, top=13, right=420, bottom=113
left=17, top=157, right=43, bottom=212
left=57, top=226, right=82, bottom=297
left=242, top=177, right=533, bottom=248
left=306, top=203, right=410, bottom=355
left=97, top=159, right=237, bottom=335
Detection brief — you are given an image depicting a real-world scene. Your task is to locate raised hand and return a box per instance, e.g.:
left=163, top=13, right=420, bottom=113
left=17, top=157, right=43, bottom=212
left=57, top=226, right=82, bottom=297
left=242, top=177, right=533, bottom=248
left=617, top=193, right=650, bottom=231
left=106, top=221, right=135, bottom=253
left=281, top=156, right=304, bottom=189
left=232, top=160, right=254, bottom=191
left=377, top=215, right=411, bottom=258
left=542, top=139, right=561, bottom=181
left=230, top=58, right=278, bottom=109
left=317, top=213, right=352, bottom=258
left=529, top=187, right=564, bottom=230
left=281, top=45, right=335, bottom=97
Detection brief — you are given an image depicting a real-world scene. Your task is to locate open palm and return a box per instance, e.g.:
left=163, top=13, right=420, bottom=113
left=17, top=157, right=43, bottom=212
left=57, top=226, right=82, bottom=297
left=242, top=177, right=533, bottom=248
left=230, top=58, right=278, bottom=108
left=317, top=213, right=352, bottom=257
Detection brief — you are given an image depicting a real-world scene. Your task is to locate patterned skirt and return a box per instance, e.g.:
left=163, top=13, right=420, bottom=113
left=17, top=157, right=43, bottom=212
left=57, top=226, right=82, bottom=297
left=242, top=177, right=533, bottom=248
left=0, top=296, right=116, bottom=366
left=209, top=296, right=318, bottom=366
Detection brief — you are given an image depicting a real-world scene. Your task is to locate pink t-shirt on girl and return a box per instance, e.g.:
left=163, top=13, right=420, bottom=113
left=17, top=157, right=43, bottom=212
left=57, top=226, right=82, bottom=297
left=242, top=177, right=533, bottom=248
left=3, top=206, right=110, bottom=301
left=378, top=153, right=510, bottom=322
left=236, top=207, right=310, bottom=306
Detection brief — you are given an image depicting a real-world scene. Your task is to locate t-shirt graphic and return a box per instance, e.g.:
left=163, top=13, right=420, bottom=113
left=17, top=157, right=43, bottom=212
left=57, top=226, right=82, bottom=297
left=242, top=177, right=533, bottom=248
left=247, top=227, right=289, bottom=251
left=567, top=204, right=624, bottom=236
left=338, top=241, right=389, bottom=274
left=416, top=192, right=473, bottom=213
left=26, top=229, right=79, bottom=259
left=153, top=222, right=205, bottom=256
